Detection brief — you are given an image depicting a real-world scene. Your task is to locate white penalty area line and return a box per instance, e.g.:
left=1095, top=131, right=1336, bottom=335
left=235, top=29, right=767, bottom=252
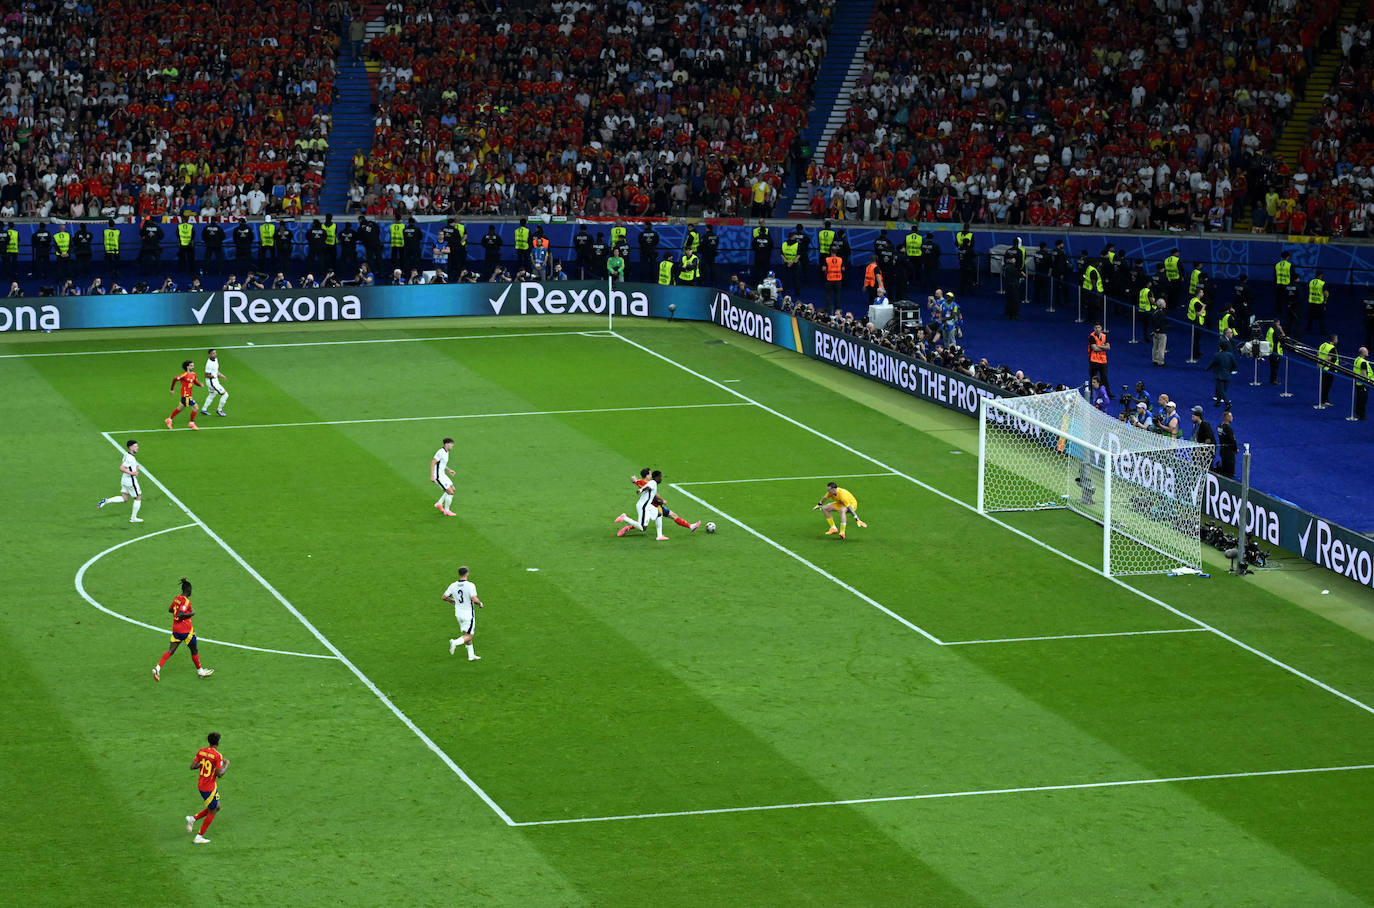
left=74, top=523, right=339, bottom=660
left=511, top=763, right=1374, bottom=827
left=102, top=401, right=752, bottom=435
left=97, top=432, right=516, bottom=826
left=941, top=628, right=1209, bottom=646
left=669, top=484, right=943, bottom=645
left=676, top=471, right=900, bottom=487
left=612, top=331, right=1374, bottom=719
left=0, top=328, right=603, bottom=359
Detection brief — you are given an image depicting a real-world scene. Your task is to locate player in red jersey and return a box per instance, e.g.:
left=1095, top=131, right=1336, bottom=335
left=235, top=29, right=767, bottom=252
left=153, top=577, right=214, bottom=682
left=187, top=731, right=228, bottom=844
left=619, top=467, right=701, bottom=535
left=166, top=360, right=202, bottom=430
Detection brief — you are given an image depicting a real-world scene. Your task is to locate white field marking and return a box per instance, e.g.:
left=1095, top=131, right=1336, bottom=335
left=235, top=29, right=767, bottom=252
left=0, top=329, right=594, bottom=359
left=669, top=484, right=943, bottom=645
left=511, top=763, right=1374, bottom=827
left=613, top=331, right=1374, bottom=718
left=74, top=523, right=339, bottom=660
left=104, top=401, right=753, bottom=435
left=676, top=471, right=899, bottom=487
left=99, top=433, right=516, bottom=825
left=941, top=628, right=1209, bottom=646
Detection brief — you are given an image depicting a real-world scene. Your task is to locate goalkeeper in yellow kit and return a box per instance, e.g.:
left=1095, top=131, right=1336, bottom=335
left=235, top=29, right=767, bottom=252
left=813, top=482, right=867, bottom=539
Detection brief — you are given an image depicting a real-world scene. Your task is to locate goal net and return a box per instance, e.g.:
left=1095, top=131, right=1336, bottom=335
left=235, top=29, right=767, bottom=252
left=977, top=389, right=1212, bottom=575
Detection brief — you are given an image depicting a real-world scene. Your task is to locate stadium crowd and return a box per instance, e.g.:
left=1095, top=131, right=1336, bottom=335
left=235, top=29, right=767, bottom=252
left=795, top=0, right=1369, bottom=237
left=352, top=0, right=829, bottom=218
left=0, top=0, right=342, bottom=222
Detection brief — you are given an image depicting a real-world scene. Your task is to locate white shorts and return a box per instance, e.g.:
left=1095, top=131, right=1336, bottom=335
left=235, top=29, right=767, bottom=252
left=637, top=499, right=661, bottom=525
left=433, top=474, right=454, bottom=494
left=120, top=474, right=140, bottom=497
left=454, top=605, right=475, bottom=635
left=206, top=376, right=227, bottom=395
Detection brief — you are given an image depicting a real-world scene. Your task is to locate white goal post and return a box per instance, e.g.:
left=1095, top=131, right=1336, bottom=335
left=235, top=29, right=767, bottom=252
left=977, top=389, right=1213, bottom=576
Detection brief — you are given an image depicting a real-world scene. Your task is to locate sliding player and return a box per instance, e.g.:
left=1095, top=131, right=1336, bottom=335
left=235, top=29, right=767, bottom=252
left=187, top=731, right=228, bottom=844
left=166, top=360, right=202, bottom=430
left=629, top=468, right=700, bottom=532
left=199, top=349, right=229, bottom=417
left=813, top=482, right=868, bottom=539
left=430, top=437, right=457, bottom=516
left=153, top=577, right=214, bottom=681
left=616, top=469, right=668, bottom=540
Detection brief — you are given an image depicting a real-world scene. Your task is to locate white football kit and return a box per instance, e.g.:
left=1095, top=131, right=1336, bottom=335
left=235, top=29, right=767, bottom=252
left=120, top=451, right=140, bottom=496
left=445, top=579, right=478, bottom=633
left=432, top=446, right=454, bottom=491
left=636, top=478, right=659, bottom=525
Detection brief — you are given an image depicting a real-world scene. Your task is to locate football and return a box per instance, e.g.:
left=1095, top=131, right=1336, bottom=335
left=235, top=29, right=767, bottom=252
left=705, top=522, right=717, bottom=534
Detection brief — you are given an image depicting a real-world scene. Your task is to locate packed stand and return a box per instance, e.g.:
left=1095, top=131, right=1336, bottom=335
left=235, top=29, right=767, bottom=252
left=0, top=0, right=342, bottom=221
left=355, top=0, right=830, bottom=218
left=800, top=0, right=1346, bottom=234
left=1273, top=19, right=1374, bottom=237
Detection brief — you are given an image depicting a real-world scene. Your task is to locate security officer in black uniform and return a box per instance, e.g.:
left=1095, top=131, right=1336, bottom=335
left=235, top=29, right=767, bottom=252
left=233, top=217, right=254, bottom=271
left=750, top=221, right=773, bottom=283
left=202, top=218, right=225, bottom=268
left=306, top=218, right=327, bottom=274
left=445, top=218, right=466, bottom=274
left=481, top=225, right=503, bottom=278
left=956, top=223, right=975, bottom=292
left=358, top=214, right=383, bottom=271
left=31, top=220, right=53, bottom=278
left=874, top=229, right=903, bottom=301
left=402, top=217, right=422, bottom=274
left=700, top=225, right=719, bottom=287
left=924, top=233, right=940, bottom=288
left=637, top=220, right=660, bottom=283
left=572, top=223, right=592, bottom=278
left=338, top=219, right=358, bottom=274
left=73, top=221, right=93, bottom=276
left=589, top=231, right=610, bottom=278
left=1232, top=274, right=1253, bottom=335
left=138, top=217, right=162, bottom=274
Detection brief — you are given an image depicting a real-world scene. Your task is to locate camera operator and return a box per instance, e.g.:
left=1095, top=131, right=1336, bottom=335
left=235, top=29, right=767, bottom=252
left=1129, top=400, right=1152, bottom=429
left=756, top=270, right=782, bottom=305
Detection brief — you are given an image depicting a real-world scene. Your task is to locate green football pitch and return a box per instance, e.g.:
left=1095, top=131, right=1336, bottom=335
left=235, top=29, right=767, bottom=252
left=3, top=316, right=1374, bottom=906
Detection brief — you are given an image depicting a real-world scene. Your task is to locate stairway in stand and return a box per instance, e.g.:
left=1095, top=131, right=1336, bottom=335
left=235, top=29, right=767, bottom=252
left=777, top=0, right=878, bottom=216
left=319, top=6, right=384, bottom=213
left=1235, top=0, right=1361, bottom=230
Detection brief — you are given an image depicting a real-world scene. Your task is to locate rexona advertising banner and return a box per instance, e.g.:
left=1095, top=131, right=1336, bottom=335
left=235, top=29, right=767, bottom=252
left=0, top=282, right=723, bottom=332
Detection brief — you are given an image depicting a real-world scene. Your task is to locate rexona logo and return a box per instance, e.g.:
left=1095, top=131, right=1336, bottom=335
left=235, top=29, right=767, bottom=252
left=709, top=292, right=772, bottom=342
left=193, top=291, right=362, bottom=325
left=1202, top=474, right=1280, bottom=544
left=1299, top=518, right=1374, bottom=587
left=0, top=303, right=60, bottom=332
left=488, top=283, right=649, bottom=316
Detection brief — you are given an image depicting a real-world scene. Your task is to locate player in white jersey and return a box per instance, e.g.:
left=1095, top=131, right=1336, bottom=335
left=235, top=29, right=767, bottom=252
left=615, top=469, right=668, bottom=540
left=199, top=349, right=229, bottom=417
left=442, top=565, right=484, bottom=661
left=430, top=437, right=456, bottom=516
left=97, top=438, right=145, bottom=522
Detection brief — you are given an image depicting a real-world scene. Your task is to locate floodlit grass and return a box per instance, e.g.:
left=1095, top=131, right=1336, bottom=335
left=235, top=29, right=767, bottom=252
left=3, top=316, right=1373, bottom=906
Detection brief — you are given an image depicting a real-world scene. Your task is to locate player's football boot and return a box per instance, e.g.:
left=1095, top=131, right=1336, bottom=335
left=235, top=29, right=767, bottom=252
left=193, top=835, right=212, bottom=844
left=449, top=638, right=459, bottom=655
left=97, top=498, right=106, bottom=509
left=130, top=517, right=144, bottom=523
left=689, top=521, right=701, bottom=532
left=164, top=418, right=174, bottom=429
left=856, top=520, right=868, bottom=528
left=656, top=535, right=669, bottom=542
left=616, top=525, right=632, bottom=537
left=197, top=667, right=214, bottom=678
left=825, top=527, right=839, bottom=535
left=188, top=422, right=199, bottom=430
left=615, top=513, right=630, bottom=524
left=152, top=665, right=160, bottom=682
left=468, top=654, right=482, bottom=662
left=186, top=816, right=195, bottom=833
left=442, top=509, right=457, bottom=517
left=216, top=410, right=227, bottom=417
